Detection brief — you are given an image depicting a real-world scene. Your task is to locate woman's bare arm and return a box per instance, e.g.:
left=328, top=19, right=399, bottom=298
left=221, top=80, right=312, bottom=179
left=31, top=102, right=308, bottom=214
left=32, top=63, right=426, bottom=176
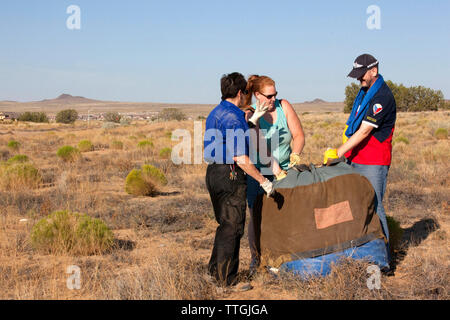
left=281, top=99, right=305, bottom=155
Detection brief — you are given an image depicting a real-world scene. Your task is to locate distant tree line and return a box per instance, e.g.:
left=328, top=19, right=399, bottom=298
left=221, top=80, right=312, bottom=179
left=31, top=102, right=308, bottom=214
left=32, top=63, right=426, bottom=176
left=16, top=109, right=79, bottom=124
left=18, top=112, right=49, bottom=123
left=344, top=81, right=447, bottom=113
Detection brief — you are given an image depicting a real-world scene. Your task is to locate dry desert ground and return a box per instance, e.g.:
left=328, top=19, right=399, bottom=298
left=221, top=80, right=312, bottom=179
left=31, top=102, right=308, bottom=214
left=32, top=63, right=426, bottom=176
left=0, top=109, right=448, bottom=300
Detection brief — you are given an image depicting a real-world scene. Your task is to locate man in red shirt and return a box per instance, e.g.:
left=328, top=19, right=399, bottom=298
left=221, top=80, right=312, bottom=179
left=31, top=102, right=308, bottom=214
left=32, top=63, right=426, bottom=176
left=324, top=54, right=396, bottom=258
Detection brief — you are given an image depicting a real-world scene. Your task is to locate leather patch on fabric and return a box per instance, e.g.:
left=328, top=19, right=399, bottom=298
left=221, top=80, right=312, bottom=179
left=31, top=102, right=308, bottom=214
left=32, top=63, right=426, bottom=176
left=314, top=201, right=353, bottom=230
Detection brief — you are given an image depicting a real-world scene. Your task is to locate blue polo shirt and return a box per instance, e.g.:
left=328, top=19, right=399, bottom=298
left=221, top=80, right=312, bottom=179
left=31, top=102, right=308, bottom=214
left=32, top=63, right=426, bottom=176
left=204, top=100, right=250, bottom=164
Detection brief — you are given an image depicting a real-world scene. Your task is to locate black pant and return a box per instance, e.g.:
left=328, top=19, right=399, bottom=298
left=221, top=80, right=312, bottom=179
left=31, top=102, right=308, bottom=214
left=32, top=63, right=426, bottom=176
left=206, top=163, right=247, bottom=286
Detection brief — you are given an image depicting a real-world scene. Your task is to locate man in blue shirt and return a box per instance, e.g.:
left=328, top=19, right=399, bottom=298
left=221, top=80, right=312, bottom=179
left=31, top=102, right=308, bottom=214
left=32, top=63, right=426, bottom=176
left=204, top=72, right=274, bottom=286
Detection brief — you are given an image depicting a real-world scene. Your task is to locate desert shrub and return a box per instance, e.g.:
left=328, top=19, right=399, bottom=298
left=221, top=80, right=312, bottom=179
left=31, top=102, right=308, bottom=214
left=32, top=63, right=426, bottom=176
left=157, top=108, right=187, bottom=121
left=7, top=154, right=29, bottom=164
left=0, top=162, right=42, bottom=190
left=57, top=146, right=81, bottom=162
left=434, top=128, right=448, bottom=140
left=78, top=140, right=94, bottom=152
left=442, top=100, right=450, bottom=110
left=104, top=112, right=122, bottom=123
left=120, top=117, right=131, bottom=126
left=56, top=109, right=78, bottom=124
left=7, top=140, right=20, bottom=151
left=393, top=136, right=410, bottom=145
left=111, top=140, right=124, bottom=150
left=0, top=148, right=10, bottom=161
left=165, top=131, right=173, bottom=139
left=102, top=122, right=119, bottom=129
left=30, top=210, right=114, bottom=255
left=137, top=140, right=154, bottom=149
left=142, top=164, right=168, bottom=186
left=387, top=215, right=404, bottom=255
left=125, top=169, right=158, bottom=196
left=18, top=112, right=49, bottom=123
left=159, top=147, right=172, bottom=159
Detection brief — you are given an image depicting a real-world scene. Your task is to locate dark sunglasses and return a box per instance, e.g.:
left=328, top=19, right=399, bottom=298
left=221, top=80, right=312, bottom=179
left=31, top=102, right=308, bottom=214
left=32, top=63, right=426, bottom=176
left=259, top=91, right=278, bottom=100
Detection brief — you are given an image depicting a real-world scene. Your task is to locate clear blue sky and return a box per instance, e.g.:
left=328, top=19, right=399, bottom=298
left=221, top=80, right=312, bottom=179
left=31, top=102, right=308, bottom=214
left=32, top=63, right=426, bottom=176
left=1, top=0, right=449, bottom=103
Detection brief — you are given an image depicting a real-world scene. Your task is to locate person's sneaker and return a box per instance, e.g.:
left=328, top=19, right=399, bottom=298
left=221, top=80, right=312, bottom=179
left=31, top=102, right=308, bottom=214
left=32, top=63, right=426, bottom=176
left=232, top=282, right=253, bottom=292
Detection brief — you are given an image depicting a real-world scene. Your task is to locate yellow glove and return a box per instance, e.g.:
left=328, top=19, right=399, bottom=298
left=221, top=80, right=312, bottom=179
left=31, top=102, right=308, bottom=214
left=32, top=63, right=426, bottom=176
left=342, top=125, right=349, bottom=144
left=275, top=170, right=287, bottom=181
left=323, top=148, right=339, bottom=165
left=288, top=153, right=301, bottom=168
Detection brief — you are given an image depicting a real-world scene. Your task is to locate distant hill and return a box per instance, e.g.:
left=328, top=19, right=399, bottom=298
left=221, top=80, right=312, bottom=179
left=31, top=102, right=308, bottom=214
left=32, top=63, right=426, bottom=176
left=40, top=94, right=100, bottom=104
left=0, top=94, right=344, bottom=116
left=304, top=98, right=328, bottom=104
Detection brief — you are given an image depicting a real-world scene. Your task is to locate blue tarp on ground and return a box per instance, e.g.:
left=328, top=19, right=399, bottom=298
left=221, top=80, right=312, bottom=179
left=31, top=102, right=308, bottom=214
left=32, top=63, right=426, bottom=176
left=280, top=238, right=389, bottom=278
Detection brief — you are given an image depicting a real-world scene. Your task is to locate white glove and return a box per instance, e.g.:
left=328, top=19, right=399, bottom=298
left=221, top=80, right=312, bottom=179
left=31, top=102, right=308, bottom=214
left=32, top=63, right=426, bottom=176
left=249, top=100, right=269, bottom=125
left=260, top=179, right=274, bottom=197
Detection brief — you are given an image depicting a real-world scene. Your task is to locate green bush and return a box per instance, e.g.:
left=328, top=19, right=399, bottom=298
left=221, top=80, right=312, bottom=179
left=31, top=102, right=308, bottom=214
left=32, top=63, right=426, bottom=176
left=111, top=140, right=124, bottom=150
left=78, top=140, right=94, bottom=152
left=30, top=210, right=114, bottom=255
left=0, top=162, right=42, bottom=190
left=18, top=112, right=49, bottom=123
left=7, top=154, right=29, bottom=164
left=137, top=140, right=154, bottom=149
left=7, top=140, right=20, bottom=151
left=434, top=128, right=448, bottom=140
left=442, top=100, right=450, bottom=110
left=125, top=169, right=158, bottom=196
left=157, top=108, right=187, bottom=121
left=57, top=146, right=81, bottom=162
left=142, top=164, right=168, bottom=186
left=393, top=136, right=410, bottom=145
left=159, top=147, right=172, bottom=159
left=104, top=112, right=122, bottom=123
left=344, top=80, right=446, bottom=113
left=56, top=109, right=78, bottom=124
left=387, top=215, right=404, bottom=256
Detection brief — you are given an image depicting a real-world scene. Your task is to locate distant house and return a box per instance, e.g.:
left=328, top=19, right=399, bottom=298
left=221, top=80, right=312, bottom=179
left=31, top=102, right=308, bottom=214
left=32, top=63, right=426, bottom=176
left=1, top=112, right=19, bottom=120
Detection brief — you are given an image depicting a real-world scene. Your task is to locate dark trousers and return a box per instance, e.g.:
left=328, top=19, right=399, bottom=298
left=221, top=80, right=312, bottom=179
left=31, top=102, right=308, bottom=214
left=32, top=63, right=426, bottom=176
left=206, top=163, right=247, bottom=286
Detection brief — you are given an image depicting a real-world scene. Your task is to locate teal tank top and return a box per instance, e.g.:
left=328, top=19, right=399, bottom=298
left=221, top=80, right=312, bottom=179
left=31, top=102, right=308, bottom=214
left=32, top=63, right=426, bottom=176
left=251, top=99, right=292, bottom=170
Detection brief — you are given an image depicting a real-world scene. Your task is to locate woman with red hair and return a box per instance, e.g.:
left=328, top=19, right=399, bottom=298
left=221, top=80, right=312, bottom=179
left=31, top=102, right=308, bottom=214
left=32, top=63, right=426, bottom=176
left=244, top=75, right=305, bottom=274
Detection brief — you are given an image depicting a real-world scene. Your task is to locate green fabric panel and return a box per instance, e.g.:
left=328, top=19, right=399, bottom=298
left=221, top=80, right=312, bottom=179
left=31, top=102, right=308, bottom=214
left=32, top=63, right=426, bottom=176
left=274, top=162, right=356, bottom=189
